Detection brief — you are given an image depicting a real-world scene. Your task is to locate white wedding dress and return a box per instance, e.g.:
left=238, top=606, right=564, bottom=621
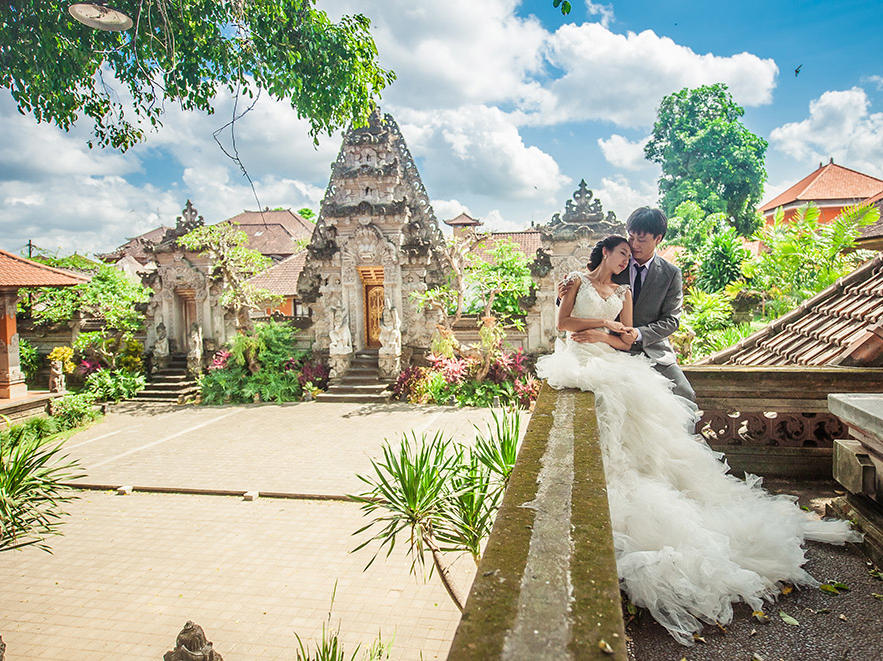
left=536, top=272, right=860, bottom=645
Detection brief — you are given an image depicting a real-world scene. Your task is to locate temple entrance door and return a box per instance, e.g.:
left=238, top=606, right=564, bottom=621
left=365, top=285, right=384, bottom=348
left=175, top=288, right=196, bottom=352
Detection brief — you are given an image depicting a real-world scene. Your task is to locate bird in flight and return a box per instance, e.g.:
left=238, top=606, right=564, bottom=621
left=794, top=64, right=803, bottom=77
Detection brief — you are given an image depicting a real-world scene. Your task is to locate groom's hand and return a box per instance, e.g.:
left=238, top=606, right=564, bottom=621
left=622, top=327, right=639, bottom=345
left=572, top=329, right=607, bottom=344
left=557, top=277, right=576, bottom=301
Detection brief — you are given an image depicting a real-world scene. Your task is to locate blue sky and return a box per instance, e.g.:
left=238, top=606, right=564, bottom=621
left=2, top=1, right=882, bottom=254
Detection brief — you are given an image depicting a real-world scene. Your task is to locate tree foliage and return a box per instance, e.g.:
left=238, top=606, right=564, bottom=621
left=645, top=83, right=767, bottom=235
left=748, top=202, right=878, bottom=305
left=0, top=1, right=395, bottom=150
left=178, top=222, right=279, bottom=329
left=26, top=263, right=150, bottom=332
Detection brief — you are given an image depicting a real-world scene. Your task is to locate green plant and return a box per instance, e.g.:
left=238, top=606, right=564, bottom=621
left=696, top=227, right=750, bottom=292
left=47, top=346, right=76, bottom=374
left=18, top=338, right=41, bottom=382
left=472, top=408, right=521, bottom=488
left=683, top=288, right=733, bottom=337
left=700, top=324, right=754, bottom=357
left=84, top=369, right=146, bottom=402
left=1, top=436, right=84, bottom=552
left=50, top=392, right=100, bottom=430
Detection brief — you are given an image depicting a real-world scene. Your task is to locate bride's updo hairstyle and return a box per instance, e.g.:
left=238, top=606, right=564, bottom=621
left=588, top=235, right=629, bottom=269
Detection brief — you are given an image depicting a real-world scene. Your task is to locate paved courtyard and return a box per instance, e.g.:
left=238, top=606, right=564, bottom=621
left=0, top=401, right=504, bottom=660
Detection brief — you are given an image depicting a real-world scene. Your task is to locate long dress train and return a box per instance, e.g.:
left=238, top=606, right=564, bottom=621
left=535, top=272, right=860, bottom=645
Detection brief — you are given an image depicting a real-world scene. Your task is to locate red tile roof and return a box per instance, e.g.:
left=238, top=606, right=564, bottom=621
left=698, top=253, right=883, bottom=367
left=760, top=162, right=883, bottom=213
left=223, top=209, right=314, bottom=256
left=471, top=231, right=542, bottom=262
left=0, top=249, right=89, bottom=288
left=247, top=251, right=307, bottom=296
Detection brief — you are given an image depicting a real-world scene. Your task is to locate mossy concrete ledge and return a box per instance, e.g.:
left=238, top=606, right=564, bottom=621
left=447, top=385, right=626, bottom=660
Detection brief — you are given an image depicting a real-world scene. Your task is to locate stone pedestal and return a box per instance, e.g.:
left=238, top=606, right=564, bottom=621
left=828, top=393, right=883, bottom=565
left=0, top=288, right=27, bottom=399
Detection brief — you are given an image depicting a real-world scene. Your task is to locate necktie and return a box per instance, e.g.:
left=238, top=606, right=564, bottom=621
left=633, top=264, right=646, bottom=302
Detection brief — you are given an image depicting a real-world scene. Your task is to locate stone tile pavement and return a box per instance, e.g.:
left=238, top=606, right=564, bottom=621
left=1, top=402, right=504, bottom=660
left=0, top=491, right=473, bottom=660
left=65, top=402, right=503, bottom=496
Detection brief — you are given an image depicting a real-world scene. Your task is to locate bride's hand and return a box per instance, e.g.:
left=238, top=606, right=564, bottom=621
left=557, top=277, right=576, bottom=300
left=622, top=327, right=639, bottom=344
left=572, top=329, right=608, bottom=344
left=606, top=320, right=627, bottom=333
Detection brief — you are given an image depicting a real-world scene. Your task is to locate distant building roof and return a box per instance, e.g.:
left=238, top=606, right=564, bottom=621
left=444, top=212, right=483, bottom=227
left=699, top=253, right=883, bottom=367
left=760, top=161, right=883, bottom=213
left=247, top=250, right=307, bottom=296
left=0, top=249, right=89, bottom=288
left=97, top=225, right=169, bottom=264
left=472, top=231, right=542, bottom=262
left=223, top=209, right=314, bottom=257
left=858, top=190, right=883, bottom=249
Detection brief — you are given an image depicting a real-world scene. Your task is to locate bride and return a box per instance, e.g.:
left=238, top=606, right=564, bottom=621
left=536, top=235, right=861, bottom=645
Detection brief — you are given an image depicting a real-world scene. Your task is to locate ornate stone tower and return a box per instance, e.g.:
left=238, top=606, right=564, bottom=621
left=297, top=110, right=448, bottom=379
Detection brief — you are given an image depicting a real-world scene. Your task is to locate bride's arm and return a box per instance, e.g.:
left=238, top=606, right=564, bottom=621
left=557, top=279, right=620, bottom=332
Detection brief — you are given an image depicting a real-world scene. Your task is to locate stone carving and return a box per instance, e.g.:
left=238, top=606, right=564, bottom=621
left=327, top=298, right=353, bottom=381
left=163, top=621, right=223, bottom=661
left=0, top=633, right=5, bottom=661
left=697, top=410, right=847, bottom=448
left=152, top=201, right=206, bottom=253
left=539, top=179, right=624, bottom=241
left=378, top=300, right=402, bottom=379
left=187, top=323, right=203, bottom=378
left=154, top=321, right=170, bottom=370
left=306, top=221, right=339, bottom=261
left=48, top=360, right=65, bottom=393
left=530, top=248, right=553, bottom=278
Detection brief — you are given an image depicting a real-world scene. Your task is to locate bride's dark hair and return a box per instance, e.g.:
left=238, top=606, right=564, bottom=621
left=588, top=235, right=629, bottom=269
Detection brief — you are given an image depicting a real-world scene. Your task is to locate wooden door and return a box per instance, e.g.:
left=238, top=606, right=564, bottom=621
left=365, top=285, right=384, bottom=348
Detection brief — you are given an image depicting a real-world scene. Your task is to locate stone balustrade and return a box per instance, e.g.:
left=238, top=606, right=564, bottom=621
left=684, top=366, right=883, bottom=477
left=447, top=385, right=626, bottom=660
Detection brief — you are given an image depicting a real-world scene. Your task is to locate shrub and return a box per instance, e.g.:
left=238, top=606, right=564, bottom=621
left=50, top=392, right=100, bottom=429
left=18, top=338, right=42, bottom=382
left=47, top=346, right=76, bottom=374
left=298, top=360, right=330, bottom=390
left=84, top=369, right=146, bottom=402
left=696, top=227, right=750, bottom=292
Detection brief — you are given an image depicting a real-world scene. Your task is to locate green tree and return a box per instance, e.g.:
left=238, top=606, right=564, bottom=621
left=645, top=83, right=767, bottom=235
left=1, top=1, right=395, bottom=150
left=297, top=207, right=316, bottom=221
left=178, top=222, right=279, bottom=330
left=463, top=239, right=534, bottom=326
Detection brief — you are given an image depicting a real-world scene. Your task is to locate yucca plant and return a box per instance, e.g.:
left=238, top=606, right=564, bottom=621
left=351, top=430, right=466, bottom=610
left=472, top=408, right=521, bottom=488
left=0, top=436, right=84, bottom=553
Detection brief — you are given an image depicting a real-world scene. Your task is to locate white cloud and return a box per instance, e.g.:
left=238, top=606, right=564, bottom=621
left=585, top=2, right=614, bottom=29
left=593, top=175, right=659, bottom=222
left=863, top=75, right=883, bottom=91
left=598, top=134, right=651, bottom=170
left=432, top=199, right=471, bottom=224
left=397, top=105, right=569, bottom=202
left=769, top=87, right=883, bottom=177
left=525, top=23, right=778, bottom=128
left=481, top=209, right=526, bottom=234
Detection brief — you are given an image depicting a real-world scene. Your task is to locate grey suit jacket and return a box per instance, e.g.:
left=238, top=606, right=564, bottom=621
left=613, top=255, right=683, bottom=366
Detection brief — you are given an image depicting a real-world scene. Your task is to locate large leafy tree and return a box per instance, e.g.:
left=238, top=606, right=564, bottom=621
left=645, top=83, right=768, bottom=236
left=1, top=1, right=395, bottom=150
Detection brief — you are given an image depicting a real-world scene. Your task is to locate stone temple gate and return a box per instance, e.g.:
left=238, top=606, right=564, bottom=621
left=297, top=110, right=449, bottom=379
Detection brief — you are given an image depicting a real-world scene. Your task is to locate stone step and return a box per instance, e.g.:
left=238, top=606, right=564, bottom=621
left=326, top=383, right=389, bottom=395
left=316, top=392, right=390, bottom=404
left=150, top=373, right=191, bottom=384
left=136, top=387, right=199, bottom=400
left=144, top=381, right=198, bottom=392
left=339, top=376, right=386, bottom=385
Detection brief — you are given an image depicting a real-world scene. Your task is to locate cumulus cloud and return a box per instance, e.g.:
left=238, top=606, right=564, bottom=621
left=585, top=2, right=614, bottom=29
left=524, top=23, right=778, bottom=128
left=863, top=75, right=883, bottom=91
left=397, top=105, right=569, bottom=202
left=770, top=87, right=883, bottom=177
left=598, top=134, right=652, bottom=170
left=593, top=175, right=659, bottom=221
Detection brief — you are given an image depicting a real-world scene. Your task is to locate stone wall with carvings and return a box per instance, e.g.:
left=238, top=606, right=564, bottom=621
left=297, top=110, right=448, bottom=378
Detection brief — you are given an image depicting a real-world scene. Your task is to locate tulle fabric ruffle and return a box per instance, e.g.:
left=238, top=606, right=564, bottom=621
left=536, top=338, right=860, bottom=645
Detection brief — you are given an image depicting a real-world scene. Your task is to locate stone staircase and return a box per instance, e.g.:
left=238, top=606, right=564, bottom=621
left=133, top=354, right=199, bottom=403
left=317, top=349, right=392, bottom=404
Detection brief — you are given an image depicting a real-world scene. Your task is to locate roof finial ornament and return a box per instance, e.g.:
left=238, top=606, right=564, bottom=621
left=830, top=157, right=834, bottom=164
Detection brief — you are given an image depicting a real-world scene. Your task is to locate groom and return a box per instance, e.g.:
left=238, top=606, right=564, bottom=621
left=560, top=207, right=695, bottom=401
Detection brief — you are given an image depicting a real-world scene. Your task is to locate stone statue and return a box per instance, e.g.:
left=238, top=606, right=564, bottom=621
left=163, top=621, right=223, bottom=661
left=328, top=304, right=352, bottom=355
left=378, top=301, right=402, bottom=380
left=187, top=323, right=203, bottom=378
left=48, top=360, right=65, bottom=393
left=154, top=320, right=170, bottom=371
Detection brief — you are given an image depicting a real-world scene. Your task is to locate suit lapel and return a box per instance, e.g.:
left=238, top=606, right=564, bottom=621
left=640, top=257, right=664, bottom=300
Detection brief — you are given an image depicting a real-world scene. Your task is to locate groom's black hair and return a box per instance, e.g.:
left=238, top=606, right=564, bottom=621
left=626, top=207, right=668, bottom=239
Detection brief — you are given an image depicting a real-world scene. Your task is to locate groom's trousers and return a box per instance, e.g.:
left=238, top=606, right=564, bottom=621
left=652, top=362, right=696, bottom=402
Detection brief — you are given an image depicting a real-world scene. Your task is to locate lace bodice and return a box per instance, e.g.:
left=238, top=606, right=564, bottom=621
left=570, top=272, right=629, bottom=322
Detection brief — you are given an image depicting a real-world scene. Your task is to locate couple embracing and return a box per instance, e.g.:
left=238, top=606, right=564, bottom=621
left=536, top=207, right=859, bottom=646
